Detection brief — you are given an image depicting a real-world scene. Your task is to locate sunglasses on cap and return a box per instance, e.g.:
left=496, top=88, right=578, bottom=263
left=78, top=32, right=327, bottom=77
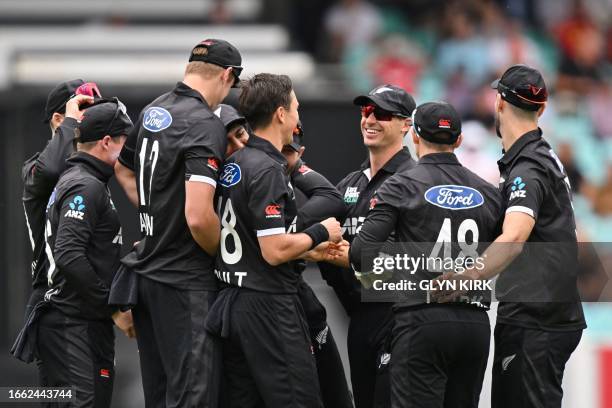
left=102, top=97, right=128, bottom=137
left=218, top=64, right=243, bottom=86
left=360, top=105, right=407, bottom=122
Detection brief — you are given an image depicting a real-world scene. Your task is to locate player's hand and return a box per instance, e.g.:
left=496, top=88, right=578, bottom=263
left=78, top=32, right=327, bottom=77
left=302, top=241, right=334, bottom=262
left=429, top=269, right=480, bottom=303
left=320, top=217, right=342, bottom=243
left=65, top=94, right=94, bottom=120
left=112, top=310, right=136, bottom=339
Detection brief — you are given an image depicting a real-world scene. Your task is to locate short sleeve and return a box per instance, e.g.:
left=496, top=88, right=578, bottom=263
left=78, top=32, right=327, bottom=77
left=503, top=160, right=547, bottom=220
left=248, top=166, right=290, bottom=237
left=184, top=117, right=227, bottom=187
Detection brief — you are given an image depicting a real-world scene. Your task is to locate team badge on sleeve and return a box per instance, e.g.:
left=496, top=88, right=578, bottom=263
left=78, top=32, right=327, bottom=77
left=509, top=177, right=527, bottom=200
left=65, top=195, right=86, bottom=220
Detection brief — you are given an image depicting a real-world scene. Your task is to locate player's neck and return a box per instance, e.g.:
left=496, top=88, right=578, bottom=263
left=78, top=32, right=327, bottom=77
left=253, top=127, right=284, bottom=152
left=183, top=75, right=220, bottom=109
left=501, top=120, right=539, bottom=151
left=368, top=142, right=403, bottom=177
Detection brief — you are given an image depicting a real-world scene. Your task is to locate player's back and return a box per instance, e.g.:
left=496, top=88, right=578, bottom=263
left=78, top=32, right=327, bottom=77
left=123, top=83, right=226, bottom=290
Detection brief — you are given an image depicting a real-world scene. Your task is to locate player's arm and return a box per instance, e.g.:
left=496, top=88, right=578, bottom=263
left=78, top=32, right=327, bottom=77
left=468, top=211, right=535, bottom=281
left=259, top=217, right=341, bottom=266
left=26, top=95, right=93, bottom=196
left=291, top=160, right=347, bottom=229
left=469, top=162, right=545, bottom=280
left=53, top=183, right=112, bottom=310
left=433, top=163, right=545, bottom=302
left=183, top=119, right=226, bottom=256
left=115, top=116, right=141, bottom=207
left=327, top=178, right=402, bottom=270
left=185, top=181, right=220, bottom=256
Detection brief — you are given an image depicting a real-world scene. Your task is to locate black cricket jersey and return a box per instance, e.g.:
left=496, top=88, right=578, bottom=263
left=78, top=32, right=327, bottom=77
left=319, top=147, right=415, bottom=315
left=349, top=152, right=503, bottom=309
left=215, top=134, right=299, bottom=293
left=496, top=129, right=586, bottom=331
left=45, top=152, right=121, bottom=320
left=22, top=118, right=78, bottom=289
left=118, top=82, right=227, bottom=290
left=290, top=159, right=347, bottom=232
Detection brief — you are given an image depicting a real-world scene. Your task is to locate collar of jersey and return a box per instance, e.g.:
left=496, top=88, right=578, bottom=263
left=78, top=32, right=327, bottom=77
left=67, top=151, right=115, bottom=183
left=360, top=146, right=413, bottom=173
left=247, top=134, right=288, bottom=167
left=498, top=127, right=542, bottom=168
left=418, top=152, right=460, bottom=165
left=173, top=82, right=211, bottom=109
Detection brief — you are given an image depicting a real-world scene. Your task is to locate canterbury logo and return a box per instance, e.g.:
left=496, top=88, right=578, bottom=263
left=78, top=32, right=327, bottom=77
left=502, top=354, right=516, bottom=371
left=264, top=204, right=281, bottom=218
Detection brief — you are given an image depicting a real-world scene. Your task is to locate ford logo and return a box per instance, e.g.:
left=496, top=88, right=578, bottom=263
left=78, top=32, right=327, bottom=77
left=424, top=185, right=484, bottom=210
left=143, top=107, right=172, bottom=132
left=219, top=163, right=242, bottom=187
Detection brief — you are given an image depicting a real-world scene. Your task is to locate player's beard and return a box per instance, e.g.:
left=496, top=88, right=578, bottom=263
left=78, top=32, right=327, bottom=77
left=494, top=112, right=502, bottom=139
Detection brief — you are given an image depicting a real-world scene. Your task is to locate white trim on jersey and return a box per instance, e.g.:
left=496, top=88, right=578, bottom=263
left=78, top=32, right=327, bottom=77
left=23, top=202, right=35, bottom=251
left=256, top=227, right=286, bottom=237
left=188, top=174, right=217, bottom=187
left=506, top=205, right=535, bottom=218
left=363, top=168, right=372, bottom=181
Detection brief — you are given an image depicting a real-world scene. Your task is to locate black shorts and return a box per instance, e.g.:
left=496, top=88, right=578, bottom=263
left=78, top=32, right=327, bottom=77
left=221, top=290, right=322, bottom=408
left=37, top=308, right=115, bottom=408
left=492, top=323, right=582, bottom=408
left=132, top=277, right=221, bottom=408
left=390, top=304, right=490, bottom=408
left=347, top=302, right=393, bottom=408
left=297, top=279, right=352, bottom=408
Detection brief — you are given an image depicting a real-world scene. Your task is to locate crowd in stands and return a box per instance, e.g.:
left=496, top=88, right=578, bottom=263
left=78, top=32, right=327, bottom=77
left=298, top=0, right=611, bottom=241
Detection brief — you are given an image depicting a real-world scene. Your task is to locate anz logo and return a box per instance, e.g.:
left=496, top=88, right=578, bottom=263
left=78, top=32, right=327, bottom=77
left=64, top=195, right=85, bottom=220
left=509, top=177, right=527, bottom=200
left=219, top=163, right=242, bottom=188
left=143, top=107, right=172, bottom=132
left=424, top=185, right=484, bottom=210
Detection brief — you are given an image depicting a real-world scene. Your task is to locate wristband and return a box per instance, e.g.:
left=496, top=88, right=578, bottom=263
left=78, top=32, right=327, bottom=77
left=303, top=223, right=329, bottom=249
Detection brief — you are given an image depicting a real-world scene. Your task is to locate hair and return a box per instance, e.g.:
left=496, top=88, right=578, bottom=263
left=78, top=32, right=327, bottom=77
left=418, top=136, right=455, bottom=152
left=184, top=61, right=224, bottom=78
left=74, top=133, right=124, bottom=152
left=239, top=73, right=293, bottom=130
left=507, top=101, right=540, bottom=121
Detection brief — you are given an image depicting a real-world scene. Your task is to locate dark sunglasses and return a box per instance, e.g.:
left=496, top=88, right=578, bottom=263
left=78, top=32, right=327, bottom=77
left=360, top=105, right=407, bottom=121
left=102, top=97, right=126, bottom=137
left=221, top=65, right=243, bottom=86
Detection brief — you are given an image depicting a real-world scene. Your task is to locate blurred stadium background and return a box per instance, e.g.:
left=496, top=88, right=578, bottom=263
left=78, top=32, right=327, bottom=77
left=0, top=0, right=610, bottom=406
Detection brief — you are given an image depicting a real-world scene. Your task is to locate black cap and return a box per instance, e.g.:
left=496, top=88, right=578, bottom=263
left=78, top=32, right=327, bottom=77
left=75, top=98, right=133, bottom=143
left=189, top=39, right=243, bottom=87
left=287, top=121, right=304, bottom=152
left=216, top=104, right=246, bottom=130
left=412, top=101, right=462, bottom=145
left=43, top=79, right=84, bottom=123
left=491, top=64, right=548, bottom=112
left=353, top=84, right=416, bottom=117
